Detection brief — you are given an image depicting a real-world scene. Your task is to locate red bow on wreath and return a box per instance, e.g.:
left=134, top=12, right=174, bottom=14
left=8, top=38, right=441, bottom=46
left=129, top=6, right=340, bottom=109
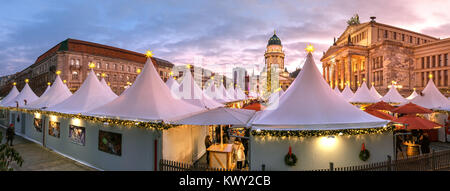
left=288, top=145, right=292, bottom=156
left=361, top=143, right=366, bottom=151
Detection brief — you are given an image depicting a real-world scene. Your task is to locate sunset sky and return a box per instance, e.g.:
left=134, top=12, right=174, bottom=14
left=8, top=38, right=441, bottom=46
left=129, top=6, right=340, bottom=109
left=1, top=0, right=450, bottom=77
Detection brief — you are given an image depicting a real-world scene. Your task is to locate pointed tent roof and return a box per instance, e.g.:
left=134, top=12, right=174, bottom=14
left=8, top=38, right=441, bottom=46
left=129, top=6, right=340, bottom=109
left=47, top=69, right=117, bottom=114
left=227, top=86, right=237, bottom=100
left=41, top=85, right=51, bottom=97
left=3, top=83, right=39, bottom=107
left=406, top=89, right=419, bottom=100
left=88, top=58, right=204, bottom=121
left=349, top=82, right=380, bottom=103
left=235, top=87, right=247, bottom=100
left=100, top=78, right=118, bottom=98
left=369, top=85, right=382, bottom=99
left=407, top=79, right=450, bottom=110
left=248, top=91, right=258, bottom=98
left=341, top=84, right=354, bottom=101
left=252, top=52, right=387, bottom=129
left=178, top=68, right=223, bottom=109
left=381, top=86, right=407, bottom=103
left=204, top=81, right=227, bottom=103
left=0, top=85, right=19, bottom=106
left=26, top=75, right=73, bottom=109
left=217, top=83, right=233, bottom=102
left=267, top=88, right=285, bottom=105
left=165, top=76, right=180, bottom=92
left=333, top=86, right=343, bottom=97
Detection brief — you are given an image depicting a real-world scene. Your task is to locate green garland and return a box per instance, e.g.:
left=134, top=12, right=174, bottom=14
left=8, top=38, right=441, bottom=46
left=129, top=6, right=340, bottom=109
left=251, top=125, right=395, bottom=138
left=285, top=153, right=297, bottom=166
left=1, top=107, right=175, bottom=130
left=359, top=149, right=370, bottom=161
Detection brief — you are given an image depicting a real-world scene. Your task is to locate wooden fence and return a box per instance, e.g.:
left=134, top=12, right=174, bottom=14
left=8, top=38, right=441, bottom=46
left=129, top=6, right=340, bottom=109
left=160, top=149, right=450, bottom=171
left=314, top=149, right=450, bottom=171
left=159, top=159, right=243, bottom=171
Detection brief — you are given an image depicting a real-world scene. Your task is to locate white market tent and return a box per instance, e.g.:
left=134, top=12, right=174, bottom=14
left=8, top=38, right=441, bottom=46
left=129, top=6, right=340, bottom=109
left=26, top=75, right=73, bottom=109
left=217, top=83, right=233, bottom=102
left=178, top=68, right=223, bottom=110
left=381, top=86, right=407, bottom=103
left=333, top=86, right=342, bottom=97
left=165, top=76, right=180, bottom=92
left=235, top=87, right=247, bottom=100
left=88, top=58, right=204, bottom=121
left=267, top=88, right=285, bottom=105
left=100, top=78, right=118, bottom=98
left=227, top=86, right=237, bottom=101
left=369, top=85, right=383, bottom=99
left=172, top=107, right=256, bottom=126
left=41, top=84, right=51, bottom=97
left=406, top=89, right=419, bottom=100
left=341, top=84, right=354, bottom=101
left=3, top=82, right=39, bottom=107
left=407, top=79, right=450, bottom=110
left=348, top=82, right=380, bottom=103
left=248, top=91, right=258, bottom=98
left=47, top=69, right=117, bottom=114
left=252, top=52, right=388, bottom=129
left=204, top=81, right=228, bottom=103
left=0, top=85, right=19, bottom=106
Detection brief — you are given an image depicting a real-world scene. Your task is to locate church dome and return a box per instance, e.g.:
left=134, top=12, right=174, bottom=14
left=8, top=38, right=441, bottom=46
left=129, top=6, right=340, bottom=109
left=268, top=32, right=281, bottom=46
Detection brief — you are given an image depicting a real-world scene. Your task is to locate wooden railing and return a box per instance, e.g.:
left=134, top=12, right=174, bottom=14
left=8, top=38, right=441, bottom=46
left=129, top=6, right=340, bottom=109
left=159, top=159, right=242, bottom=171
left=313, top=149, right=450, bottom=171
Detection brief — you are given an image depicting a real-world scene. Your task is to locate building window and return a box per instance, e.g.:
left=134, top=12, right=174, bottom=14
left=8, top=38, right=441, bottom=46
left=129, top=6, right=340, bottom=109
left=121, top=65, right=124, bottom=71
left=384, top=30, right=388, bottom=38
left=402, top=34, right=405, bottom=41
left=417, top=38, right=420, bottom=45
left=76, top=59, right=80, bottom=66
left=127, top=66, right=131, bottom=72
left=114, top=64, right=117, bottom=70
left=437, top=71, right=441, bottom=86
left=426, top=56, right=430, bottom=68
left=70, top=59, right=75, bottom=65
left=393, top=32, right=397, bottom=40
left=421, top=57, right=425, bottom=69
left=72, top=71, right=79, bottom=80
left=97, top=62, right=101, bottom=69
left=421, top=72, right=425, bottom=87
left=105, top=63, right=109, bottom=70
left=409, top=36, right=413, bottom=43
left=432, top=56, right=436, bottom=68
left=444, top=70, right=448, bottom=86
left=445, top=54, right=448, bottom=66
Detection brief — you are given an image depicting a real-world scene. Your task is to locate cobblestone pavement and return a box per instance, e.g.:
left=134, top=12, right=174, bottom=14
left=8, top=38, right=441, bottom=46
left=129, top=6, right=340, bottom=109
left=0, top=127, right=95, bottom=171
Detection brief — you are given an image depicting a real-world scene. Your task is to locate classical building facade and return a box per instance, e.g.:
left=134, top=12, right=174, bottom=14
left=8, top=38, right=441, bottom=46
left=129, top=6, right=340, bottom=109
left=263, top=31, right=294, bottom=93
left=321, top=17, right=450, bottom=96
left=0, top=38, right=174, bottom=97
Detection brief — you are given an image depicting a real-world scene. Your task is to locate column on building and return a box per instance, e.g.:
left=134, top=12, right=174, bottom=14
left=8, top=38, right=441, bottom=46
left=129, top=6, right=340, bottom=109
left=326, top=64, right=330, bottom=85
left=365, top=55, right=370, bottom=85
left=346, top=55, right=352, bottom=89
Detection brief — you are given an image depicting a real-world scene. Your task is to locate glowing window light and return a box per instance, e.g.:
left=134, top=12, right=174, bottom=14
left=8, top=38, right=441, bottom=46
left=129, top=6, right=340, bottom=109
left=72, top=118, right=82, bottom=126
left=34, top=112, right=41, bottom=119
left=319, top=136, right=337, bottom=149
left=50, top=115, right=57, bottom=122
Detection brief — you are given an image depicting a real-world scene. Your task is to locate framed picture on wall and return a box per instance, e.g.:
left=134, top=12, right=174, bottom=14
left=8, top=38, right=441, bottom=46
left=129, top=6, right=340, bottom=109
left=34, top=118, right=42, bottom=132
left=69, top=125, right=86, bottom=146
left=98, top=130, right=122, bottom=156
left=0, top=110, right=6, bottom=119
left=48, top=121, right=60, bottom=138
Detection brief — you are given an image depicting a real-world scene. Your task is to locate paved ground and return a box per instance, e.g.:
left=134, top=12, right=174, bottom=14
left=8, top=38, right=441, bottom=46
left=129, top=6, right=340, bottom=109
left=0, top=127, right=95, bottom=171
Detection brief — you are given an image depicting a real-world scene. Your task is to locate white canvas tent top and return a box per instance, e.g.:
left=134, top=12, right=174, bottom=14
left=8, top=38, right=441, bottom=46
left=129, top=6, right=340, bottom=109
left=381, top=86, right=407, bottom=103
left=47, top=69, right=117, bottom=114
left=172, top=107, right=256, bottom=126
left=333, top=86, right=342, bottom=96
left=248, top=91, right=258, bottom=98
left=227, top=86, right=237, bottom=101
left=3, top=82, right=39, bottom=107
left=341, top=84, right=354, bottom=101
left=204, top=81, right=227, bottom=103
left=165, top=76, right=180, bottom=92
left=267, top=88, right=285, bottom=105
left=41, top=84, right=51, bottom=97
left=407, top=79, right=450, bottom=110
left=178, top=68, right=223, bottom=110
left=100, top=78, right=118, bottom=98
left=88, top=58, right=204, bottom=121
left=0, top=85, right=19, bottom=106
left=406, top=89, right=419, bottom=100
left=217, top=83, right=233, bottom=102
left=235, top=87, right=247, bottom=100
left=369, top=85, right=382, bottom=99
left=26, top=75, right=73, bottom=109
left=252, top=52, right=387, bottom=129
left=349, top=82, right=380, bottom=103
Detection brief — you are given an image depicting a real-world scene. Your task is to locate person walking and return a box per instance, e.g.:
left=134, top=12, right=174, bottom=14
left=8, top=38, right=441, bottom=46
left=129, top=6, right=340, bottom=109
left=234, top=138, right=245, bottom=170
left=6, top=123, right=15, bottom=146
left=204, top=135, right=212, bottom=165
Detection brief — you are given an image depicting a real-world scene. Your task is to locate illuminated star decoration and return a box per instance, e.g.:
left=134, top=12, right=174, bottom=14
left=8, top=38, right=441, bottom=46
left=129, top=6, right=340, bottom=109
left=25, top=79, right=29, bottom=83
left=56, top=70, right=61, bottom=75
left=89, top=62, right=96, bottom=69
left=47, top=82, right=51, bottom=86
left=305, top=44, right=315, bottom=53
left=145, top=50, right=153, bottom=58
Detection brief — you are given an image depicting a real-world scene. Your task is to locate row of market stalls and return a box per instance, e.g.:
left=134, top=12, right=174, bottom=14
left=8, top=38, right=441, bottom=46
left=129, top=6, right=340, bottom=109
left=0, top=47, right=448, bottom=171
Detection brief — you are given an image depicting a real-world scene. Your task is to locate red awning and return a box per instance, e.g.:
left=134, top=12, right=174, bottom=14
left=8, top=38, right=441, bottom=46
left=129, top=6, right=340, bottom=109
left=366, top=101, right=396, bottom=112
left=393, top=102, right=433, bottom=115
left=243, top=102, right=266, bottom=111
left=365, top=109, right=396, bottom=121
left=393, top=116, right=442, bottom=130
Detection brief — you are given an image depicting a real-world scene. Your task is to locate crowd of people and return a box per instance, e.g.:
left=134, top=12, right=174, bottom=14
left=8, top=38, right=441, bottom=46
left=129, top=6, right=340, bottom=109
left=396, top=130, right=431, bottom=159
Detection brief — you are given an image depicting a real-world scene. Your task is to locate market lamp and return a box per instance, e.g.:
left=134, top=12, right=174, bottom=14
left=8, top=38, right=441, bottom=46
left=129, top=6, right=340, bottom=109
left=428, top=73, right=433, bottom=79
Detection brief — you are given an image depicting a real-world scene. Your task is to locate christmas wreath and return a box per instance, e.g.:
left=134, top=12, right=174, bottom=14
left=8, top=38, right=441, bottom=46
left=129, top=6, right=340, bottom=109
left=284, top=145, right=297, bottom=166
left=359, top=143, right=370, bottom=161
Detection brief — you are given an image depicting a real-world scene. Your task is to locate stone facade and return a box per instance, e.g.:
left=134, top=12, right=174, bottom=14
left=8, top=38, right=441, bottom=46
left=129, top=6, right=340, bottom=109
left=0, top=38, right=174, bottom=97
left=321, top=17, right=450, bottom=96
